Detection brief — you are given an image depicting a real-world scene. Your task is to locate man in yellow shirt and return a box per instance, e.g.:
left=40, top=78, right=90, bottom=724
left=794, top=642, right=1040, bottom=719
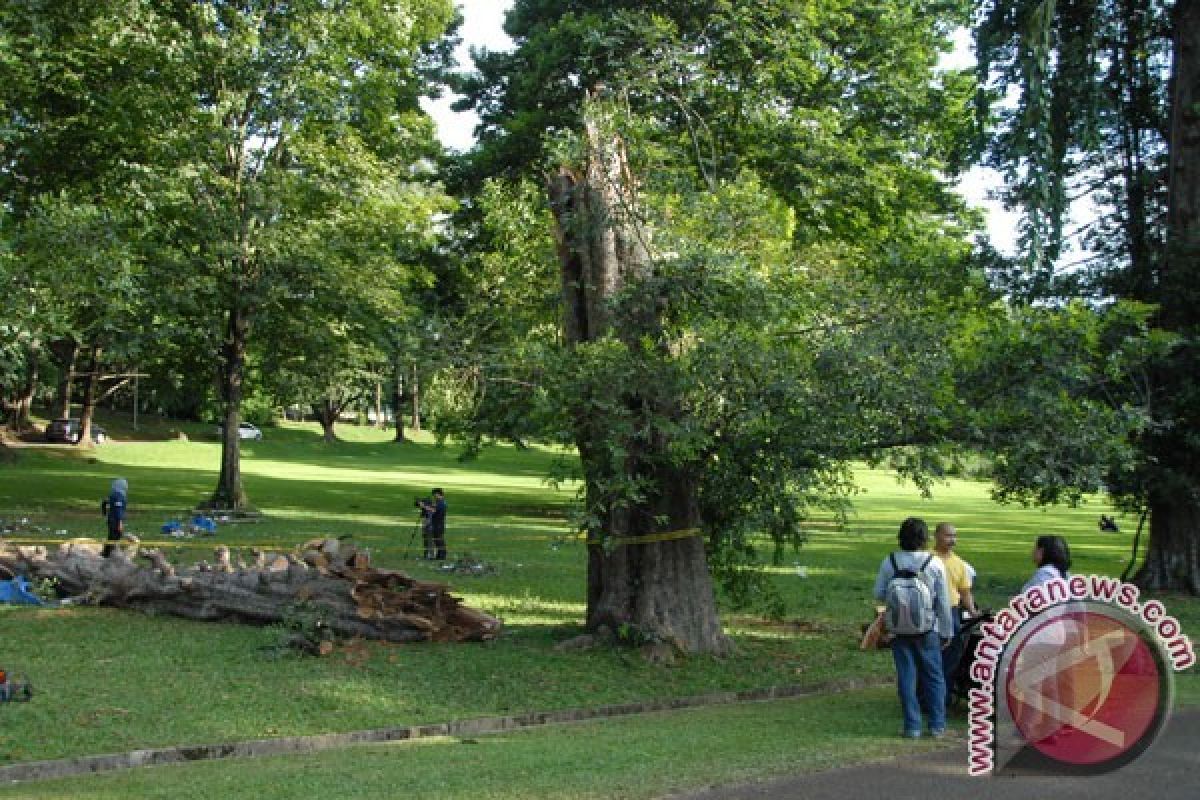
left=934, top=522, right=976, bottom=615
left=932, top=522, right=976, bottom=707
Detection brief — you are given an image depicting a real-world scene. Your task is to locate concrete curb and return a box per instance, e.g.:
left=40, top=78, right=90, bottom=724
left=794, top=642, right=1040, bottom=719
left=0, top=676, right=891, bottom=785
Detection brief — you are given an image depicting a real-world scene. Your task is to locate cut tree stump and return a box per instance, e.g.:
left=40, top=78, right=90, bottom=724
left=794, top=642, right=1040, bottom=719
left=0, top=536, right=500, bottom=644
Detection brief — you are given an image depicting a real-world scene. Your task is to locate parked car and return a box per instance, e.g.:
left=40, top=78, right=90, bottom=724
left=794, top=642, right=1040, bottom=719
left=216, top=422, right=263, bottom=440
left=43, top=418, right=107, bottom=444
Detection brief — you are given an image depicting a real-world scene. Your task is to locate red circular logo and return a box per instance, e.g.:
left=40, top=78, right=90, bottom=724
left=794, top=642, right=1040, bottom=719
left=1004, top=607, right=1167, bottom=768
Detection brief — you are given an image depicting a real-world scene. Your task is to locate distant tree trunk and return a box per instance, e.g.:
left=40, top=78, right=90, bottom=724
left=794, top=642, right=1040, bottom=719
left=49, top=338, right=78, bottom=420
left=76, top=340, right=102, bottom=447
left=391, top=358, right=406, bottom=443
left=210, top=305, right=250, bottom=510
left=373, top=380, right=384, bottom=429
left=10, top=339, right=38, bottom=432
left=546, top=102, right=730, bottom=655
left=1137, top=0, right=1200, bottom=593
left=410, top=363, right=422, bottom=432
left=313, top=397, right=339, bottom=444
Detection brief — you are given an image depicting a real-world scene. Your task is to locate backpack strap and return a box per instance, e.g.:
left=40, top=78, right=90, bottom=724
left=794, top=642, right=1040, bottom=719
left=889, top=553, right=899, bottom=573
left=918, top=553, right=934, bottom=574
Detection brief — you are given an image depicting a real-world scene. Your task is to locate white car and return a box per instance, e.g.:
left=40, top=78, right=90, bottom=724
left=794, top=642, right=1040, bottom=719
left=216, top=422, right=263, bottom=440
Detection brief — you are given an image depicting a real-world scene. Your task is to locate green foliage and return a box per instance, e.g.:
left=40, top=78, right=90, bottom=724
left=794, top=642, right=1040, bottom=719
left=29, top=575, right=59, bottom=604
left=238, top=391, right=278, bottom=428
left=429, top=178, right=564, bottom=453
left=0, top=0, right=196, bottom=418
left=13, top=193, right=143, bottom=345
left=974, top=1, right=1200, bottom=593
left=265, top=600, right=334, bottom=656
left=2, top=0, right=461, bottom=498
left=468, top=0, right=977, bottom=227
left=448, top=2, right=1153, bottom=604
left=708, top=542, right=789, bottom=620
left=953, top=299, right=1163, bottom=505
left=974, top=0, right=1172, bottom=295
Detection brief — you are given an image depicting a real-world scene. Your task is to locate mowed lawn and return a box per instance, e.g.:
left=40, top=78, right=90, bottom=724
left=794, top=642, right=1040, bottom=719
left=1, top=419, right=1196, bottom=798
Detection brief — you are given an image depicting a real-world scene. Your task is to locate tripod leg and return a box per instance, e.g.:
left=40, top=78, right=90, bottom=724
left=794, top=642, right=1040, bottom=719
left=404, top=522, right=420, bottom=560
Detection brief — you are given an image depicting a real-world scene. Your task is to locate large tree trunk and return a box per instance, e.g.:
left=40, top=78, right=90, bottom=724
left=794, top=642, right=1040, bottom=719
left=1138, top=492, right=1200, bottom=592
left=49, top=338, right=78, bottom=420
left=76, top=340, right=102, bottom=447
left=547, top=100, right=730, bottom=655
left=8, top=339, right=38, bottom=433
left=210, top=305, right=250, bottom=510
left=0, top=539, right=500, bottom=645
left=313, top=397, right=339, bottom=444
left=1137, top=0, right=1200, bottom=593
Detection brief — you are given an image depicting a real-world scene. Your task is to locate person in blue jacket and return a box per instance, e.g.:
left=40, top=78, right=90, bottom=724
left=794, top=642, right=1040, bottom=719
left=100, top=478, right=128, bottom=557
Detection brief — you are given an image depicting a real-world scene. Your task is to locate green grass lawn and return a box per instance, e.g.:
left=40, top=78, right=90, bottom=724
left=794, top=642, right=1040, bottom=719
left=1, top=416, right=1196, bottom=797
left=0, top=687, right=950, bottom=800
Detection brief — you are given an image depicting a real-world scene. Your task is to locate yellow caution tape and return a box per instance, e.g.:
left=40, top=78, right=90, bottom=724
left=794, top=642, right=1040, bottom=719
left=587, top=528, right=703, bottom=547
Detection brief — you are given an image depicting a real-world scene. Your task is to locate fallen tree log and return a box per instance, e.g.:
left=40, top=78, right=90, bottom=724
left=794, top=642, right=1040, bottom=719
left=0, top=536, right=500, bottom=645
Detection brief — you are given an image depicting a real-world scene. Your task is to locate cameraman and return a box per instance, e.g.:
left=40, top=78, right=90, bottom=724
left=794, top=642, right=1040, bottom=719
left=416, top=488, right=447, bottom=560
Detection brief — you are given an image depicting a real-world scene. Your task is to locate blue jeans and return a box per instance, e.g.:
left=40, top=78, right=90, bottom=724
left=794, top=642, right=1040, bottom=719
left=892, top=630, right=946, bottom=734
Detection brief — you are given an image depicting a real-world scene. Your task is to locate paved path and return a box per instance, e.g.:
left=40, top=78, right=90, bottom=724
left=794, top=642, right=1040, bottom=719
left=675, top=709, right=1200, bottom=800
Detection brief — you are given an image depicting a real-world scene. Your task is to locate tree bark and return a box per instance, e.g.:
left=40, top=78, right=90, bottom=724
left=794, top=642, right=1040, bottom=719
left=391, top=358, right=406, bottom=443
left=76, top=340, right=102, bottom=447
left=210, top=305, right=250, bottom=510
left=410, top=363, right=422, bottom=432
left=313, top=397, right=339, bottom=444
left=1138, top=492, right=1200, bottom=592
left=546, top=101, right=730, bottom=655
left=1137, top=0, right=1200, bottom=593
left=49, top=338, right=78, bottom=420
left=9, top=339, right=38, bottom=433
left=0, top=539, right=500, bottom=644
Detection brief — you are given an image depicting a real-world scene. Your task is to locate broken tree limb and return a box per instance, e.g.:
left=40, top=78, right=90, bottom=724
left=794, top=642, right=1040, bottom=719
left=0, top=538, right=500, bottom=644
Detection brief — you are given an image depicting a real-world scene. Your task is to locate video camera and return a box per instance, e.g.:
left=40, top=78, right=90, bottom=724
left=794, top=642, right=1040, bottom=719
left=414, top=497, right=431, bottom=512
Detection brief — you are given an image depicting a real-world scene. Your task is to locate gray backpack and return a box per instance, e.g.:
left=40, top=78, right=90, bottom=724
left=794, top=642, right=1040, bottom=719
left=883, top=553, right=936, bottom=636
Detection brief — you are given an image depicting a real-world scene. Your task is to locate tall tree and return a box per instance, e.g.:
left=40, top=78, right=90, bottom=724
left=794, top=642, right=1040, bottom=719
left=976, top=0, right=1200, bottom=591
left=0, top=0, right=192, bottom=435
left=546, top=102, right=729, bottom=652
left=459, top=0, right=985, bottom=651
left=12, top=194, right=146, bottom=446
left=1141, top=0, right=1200, bottom=589
left=144, top=0, right=454, bottom=509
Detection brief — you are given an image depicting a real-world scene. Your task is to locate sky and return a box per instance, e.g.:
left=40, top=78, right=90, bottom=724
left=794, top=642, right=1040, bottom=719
left=422, top=1, right=514, bottom=152
left=424, top=1, right=1019, bottom=250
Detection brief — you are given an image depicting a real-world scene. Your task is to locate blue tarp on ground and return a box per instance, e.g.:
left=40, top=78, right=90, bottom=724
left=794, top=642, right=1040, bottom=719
left=0, top=576, right=44, bottom=605
left=190, top=515, right=217, bottom=534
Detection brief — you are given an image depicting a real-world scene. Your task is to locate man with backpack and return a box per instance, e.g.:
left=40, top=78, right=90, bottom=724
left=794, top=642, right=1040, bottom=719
left=872, top=516, right=954, bottom=739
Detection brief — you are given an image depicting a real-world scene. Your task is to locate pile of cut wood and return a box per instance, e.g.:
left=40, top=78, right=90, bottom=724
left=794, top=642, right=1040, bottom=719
left=0, top=535, right=501, bottom=648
